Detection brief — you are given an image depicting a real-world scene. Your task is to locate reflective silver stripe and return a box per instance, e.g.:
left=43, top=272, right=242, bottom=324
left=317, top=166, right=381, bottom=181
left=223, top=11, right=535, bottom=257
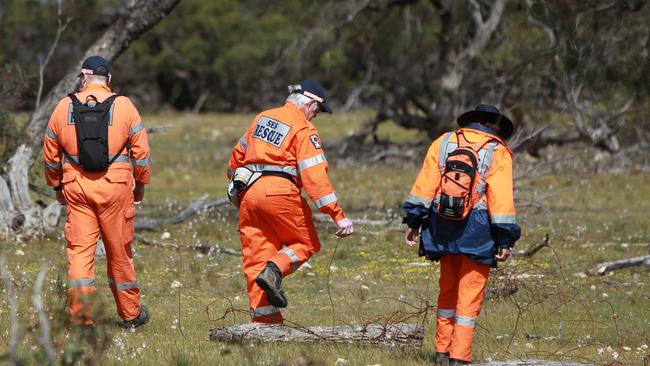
left=108, top=278, right=139, bottom=291
left=406, top=194, right=432, bottom=208
left=69, top=278, right=96, bottom=288
left=455, top=315, right=476, bottom=327
left=129, top=121, right=145, bottom=136
left=279, top=248, right=300, bottom=272
left=44, top=162, right=62, bottom=170
left=473, top=200, right=487, bottom=210
left=133, top=157, right=150, bottom=167
left=251, top=305, right=281, bottom=317
left=227, top=166, right=234, bottom=176
left=314, top=192, right=337, bottom=208
left=437, top=309, right=456, bottom=318
left=67, top=104, right=74, bottom=124
left=490, top=214, right=516, bottom=224
left=64, top=154, right=129, bottom=164
left=46, top=127, right=57, bottom=141
left=239, top=135, right=248, bottom=150
left=438, top=132, right=454, bottom=173
left=475, top=142, right=497, bottom=193
left=297, top=153, right=326, bottom=171
left=244, top=164, right=298, bottom=177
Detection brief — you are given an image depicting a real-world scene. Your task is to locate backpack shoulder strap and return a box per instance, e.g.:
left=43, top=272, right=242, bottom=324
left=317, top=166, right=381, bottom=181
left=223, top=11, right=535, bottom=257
left=68, top=93, right=83, bottom=106
left=102, top=94, right=119, bottom=105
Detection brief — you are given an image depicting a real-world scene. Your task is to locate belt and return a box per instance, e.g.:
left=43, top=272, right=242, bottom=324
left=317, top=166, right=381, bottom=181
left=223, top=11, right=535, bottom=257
left=260, top=171, right=299, bottom=187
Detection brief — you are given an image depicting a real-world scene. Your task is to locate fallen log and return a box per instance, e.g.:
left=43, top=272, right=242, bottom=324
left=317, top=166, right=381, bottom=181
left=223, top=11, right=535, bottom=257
left=210, top=322, right=424, bottom=348
left=585, top=254, right=650, bottom=276
left=473, top=361, right=592, bottom=366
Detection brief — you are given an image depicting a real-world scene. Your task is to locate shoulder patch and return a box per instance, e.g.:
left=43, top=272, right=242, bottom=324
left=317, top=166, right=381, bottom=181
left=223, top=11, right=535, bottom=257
left=252, top=116, right=291, bottom=147
left=310, top=134, right=321, bottom=149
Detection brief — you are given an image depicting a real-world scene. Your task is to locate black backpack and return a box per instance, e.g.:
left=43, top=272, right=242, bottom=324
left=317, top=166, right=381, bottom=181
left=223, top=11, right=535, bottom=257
left=67, top=93, right=127, bottom=172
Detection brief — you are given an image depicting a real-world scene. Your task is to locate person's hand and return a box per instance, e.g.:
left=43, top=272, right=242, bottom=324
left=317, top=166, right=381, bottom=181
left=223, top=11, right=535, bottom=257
left=404, top=227, right=419, bottom=247
left=55, top=190, right=66, bottom=206
left=335, top=218, right=354, bottom=237
left=495, top=247, right=512, bottom=261
left=133, top=182, right=145, bottom=204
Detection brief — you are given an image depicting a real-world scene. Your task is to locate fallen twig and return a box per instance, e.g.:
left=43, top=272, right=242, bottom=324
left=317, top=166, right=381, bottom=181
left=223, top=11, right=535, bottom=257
left=135, top=235, right=240, bottom=256
left=512, top=234, right=550, bottom=258
left=584, top=254, right=650, bottom=276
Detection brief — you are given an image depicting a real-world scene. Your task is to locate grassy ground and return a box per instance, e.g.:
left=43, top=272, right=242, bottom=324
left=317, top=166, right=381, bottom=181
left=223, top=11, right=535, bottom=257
left=1, top=111, right=649, bottom=365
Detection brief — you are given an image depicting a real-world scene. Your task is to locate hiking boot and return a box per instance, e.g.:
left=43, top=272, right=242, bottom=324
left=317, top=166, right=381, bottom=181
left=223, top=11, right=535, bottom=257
left=255, top=262, right=287, bottom=308
left=449, top=358, right=471, bottom=365
left=433, top=352, right=449, bottom=365
left=120, top=304, right=150, bottom=329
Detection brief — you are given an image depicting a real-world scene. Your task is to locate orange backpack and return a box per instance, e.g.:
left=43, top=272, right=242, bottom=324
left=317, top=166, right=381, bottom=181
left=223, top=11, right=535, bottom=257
left=437, top=131, right=496, bottom=220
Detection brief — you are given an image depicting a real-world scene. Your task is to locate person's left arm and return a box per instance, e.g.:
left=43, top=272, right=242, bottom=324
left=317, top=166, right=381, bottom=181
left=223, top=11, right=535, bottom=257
left=485, top=146, right=521, bottom=260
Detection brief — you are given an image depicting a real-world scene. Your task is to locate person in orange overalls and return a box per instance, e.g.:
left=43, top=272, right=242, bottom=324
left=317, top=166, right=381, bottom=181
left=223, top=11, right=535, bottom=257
left=403, top=104, right=522, bottom=365
left=227, top=80, right=354, bottom=324
left=43, top=56, right=151, bottom=328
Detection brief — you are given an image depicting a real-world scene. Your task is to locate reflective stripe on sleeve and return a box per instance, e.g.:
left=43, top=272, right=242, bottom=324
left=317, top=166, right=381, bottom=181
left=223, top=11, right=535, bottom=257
left=227, top=166, right=234, bottom=176
left=251, top=305, right=281, bottom=317
left=437, top=309, right=456, bottom=318
left=490, top=214, right=516, bottom=224
left=44, top=161, right=62, bottom=170
left=314, top=192, right=337, bottom=208
left=473, top=200, right=487, bottom=210
left=406, top=194, right=432, bottom=208
left=455, top=315, right=476, bottom=327
left=438, top=132, right=454, bottom=173
left=133, top=157, right=150, bottom=167
left=244, top=164, right=298, bottom=177
left=279, top=247, right=300, bottom=272
left=239, top=135, right=248, bottom=150
left=297, top=153, right=326, bottom=171
left=46, top=127, right=58, bottom=141
left=108, top=278, right=139, bottom=291
left=129, top=121, right=145, bottom=136
left=69, top=278, right=96, bottom=288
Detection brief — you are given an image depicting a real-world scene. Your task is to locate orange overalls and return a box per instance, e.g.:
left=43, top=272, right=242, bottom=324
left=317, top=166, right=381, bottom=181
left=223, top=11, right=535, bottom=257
left=43, top=83, right=151, bottom=324
left=228, top=103, right=346, bottom=323
left=404, top=126, right=521, bottom=361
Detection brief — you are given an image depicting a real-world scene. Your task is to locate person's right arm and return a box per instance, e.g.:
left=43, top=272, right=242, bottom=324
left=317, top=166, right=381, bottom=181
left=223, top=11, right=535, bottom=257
left=403, top=136, right=444, bottom=246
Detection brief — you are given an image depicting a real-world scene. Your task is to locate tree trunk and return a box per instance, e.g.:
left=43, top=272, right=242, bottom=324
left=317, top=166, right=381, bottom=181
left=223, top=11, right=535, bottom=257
left=210, top=322, right=424, bottom=348
left=0, top=0, right=180, bottom=241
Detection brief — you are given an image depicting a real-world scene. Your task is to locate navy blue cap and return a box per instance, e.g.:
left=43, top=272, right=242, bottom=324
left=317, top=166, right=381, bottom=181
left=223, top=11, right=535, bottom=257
left=79, top=56, right=111, bottom=77
left=457, top=104, right=514, bottom=139
left=296, top=80, right=332, bottom=113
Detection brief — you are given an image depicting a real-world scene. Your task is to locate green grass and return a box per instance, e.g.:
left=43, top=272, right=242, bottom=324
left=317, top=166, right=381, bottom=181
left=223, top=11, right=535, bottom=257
left=2, top=111, right=650, bottom=365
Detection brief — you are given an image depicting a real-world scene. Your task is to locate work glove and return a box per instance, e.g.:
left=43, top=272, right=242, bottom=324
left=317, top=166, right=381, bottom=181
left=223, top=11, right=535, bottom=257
left=335, top=218, right=354, bottom=238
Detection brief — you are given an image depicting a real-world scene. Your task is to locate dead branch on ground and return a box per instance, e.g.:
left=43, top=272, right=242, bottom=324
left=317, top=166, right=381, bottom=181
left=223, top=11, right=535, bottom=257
left=584, top=254, right=650, bottom=276
left=512, top=234, right=550, bottom=258
left=135, top=235, right=240, bottom=256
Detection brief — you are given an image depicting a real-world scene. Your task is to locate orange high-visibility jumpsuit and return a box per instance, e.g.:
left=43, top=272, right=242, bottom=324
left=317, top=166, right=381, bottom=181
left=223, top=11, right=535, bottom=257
left=228, top=103, right=346, bottom=323
left=404, top=125, right=521, bottom=362
left=43, top=83, right=151, bottom=324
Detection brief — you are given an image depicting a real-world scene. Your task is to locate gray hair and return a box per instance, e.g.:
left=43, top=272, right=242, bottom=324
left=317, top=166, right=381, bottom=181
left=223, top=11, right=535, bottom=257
left=285, top=92, right=312, bottom=107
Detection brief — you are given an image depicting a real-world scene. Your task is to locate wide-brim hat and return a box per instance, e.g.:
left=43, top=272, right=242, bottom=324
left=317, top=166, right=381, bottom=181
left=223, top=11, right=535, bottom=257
left=457, top=104, right=514, bottom=139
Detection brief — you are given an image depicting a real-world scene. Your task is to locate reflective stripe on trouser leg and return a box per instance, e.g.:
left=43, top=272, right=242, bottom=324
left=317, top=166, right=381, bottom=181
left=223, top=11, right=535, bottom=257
left=450, top=254, right=490, bottom=362
left=436, top=255, right=461, bottom=353
left=251, top=305, right=283, bottom=324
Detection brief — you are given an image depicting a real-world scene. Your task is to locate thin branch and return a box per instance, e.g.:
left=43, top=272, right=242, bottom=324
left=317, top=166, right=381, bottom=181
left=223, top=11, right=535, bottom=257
left=1, top=256, right=20, bottom=365
left=33, top=263, right=56, bottom=366
left=36, top=0, right=72, bottom=109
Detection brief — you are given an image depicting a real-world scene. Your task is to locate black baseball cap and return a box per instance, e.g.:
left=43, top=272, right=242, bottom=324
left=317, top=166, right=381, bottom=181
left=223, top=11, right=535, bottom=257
left=295, top=80, right=332, bottom=113
left=79, top=56, right=111, bottom=77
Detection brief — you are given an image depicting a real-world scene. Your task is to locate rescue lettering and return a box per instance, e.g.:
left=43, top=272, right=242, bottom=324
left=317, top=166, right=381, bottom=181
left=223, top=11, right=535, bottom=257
left=252, top=117, right=291, bottom=147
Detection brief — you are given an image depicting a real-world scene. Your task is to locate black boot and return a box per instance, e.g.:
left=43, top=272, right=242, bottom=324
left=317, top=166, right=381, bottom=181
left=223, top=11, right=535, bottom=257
left=433, top=352, right=449, bottom=365
left=120, top=304, right=150, bottom=329
left=449, top=358, right=471, bottom=365
left=255, top=262, right=287, bottom=308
